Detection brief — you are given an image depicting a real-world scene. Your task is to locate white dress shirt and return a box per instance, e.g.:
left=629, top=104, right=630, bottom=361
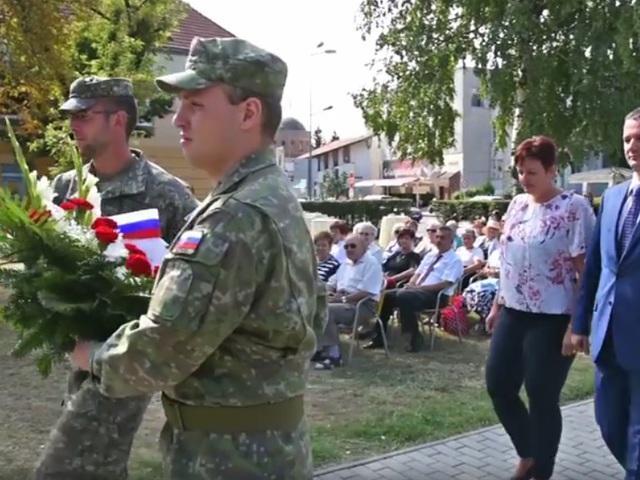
left=368, top=243, right=384, bottom=264
left=330, top=240, right=347, bottom=264
left=328, top=253, right=384, bottom=301
left=455, top=246, right=485, bottom=267
left=414, top=249, right=464, bottom=296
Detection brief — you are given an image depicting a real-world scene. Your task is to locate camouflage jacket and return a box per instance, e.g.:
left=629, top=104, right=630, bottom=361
left=51, top=150, right=199, bottom=242
left=91, top=148, right=328, bottom=405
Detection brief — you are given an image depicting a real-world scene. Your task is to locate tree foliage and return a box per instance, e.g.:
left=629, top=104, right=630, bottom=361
left=0, top=0, right=186, bottom=163
left=320, top=168, right=349, bottom=199
left=0, top=1, right=89, bottom=137
left=313, top=127, right=325, bottom=149
left=354, top=0, right=640, bottom=165
left=330, top=131, right=340, bottom=142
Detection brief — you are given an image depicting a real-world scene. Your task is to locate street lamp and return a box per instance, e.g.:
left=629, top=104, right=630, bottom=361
left=307, top=42, right=337, bottom=199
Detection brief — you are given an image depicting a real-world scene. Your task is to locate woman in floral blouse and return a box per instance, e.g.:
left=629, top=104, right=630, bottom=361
left=484, top=136, right=595, bottom=480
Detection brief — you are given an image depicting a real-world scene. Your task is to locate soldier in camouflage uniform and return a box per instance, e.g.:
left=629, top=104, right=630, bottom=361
left=36, top=77, right=199, bottom=480
left=70, top=37, right=328, bottom=479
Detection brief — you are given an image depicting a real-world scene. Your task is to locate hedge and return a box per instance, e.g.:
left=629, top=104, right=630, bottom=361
left=429, top=200, right=511, bottom=221
left=300, top=199, right=413, bottom=226
left=430, top=198, right=600, bottom=222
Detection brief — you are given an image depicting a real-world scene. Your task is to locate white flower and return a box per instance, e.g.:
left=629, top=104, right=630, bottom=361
left=35, top=176, right=56, bottom=204
left=103, top=238, right=129, bottom=261
left=83, top=173, right=99, bottom=191
left=86, top=185, right=102, bottom=220
left=114, top=266, right=129, bottom=280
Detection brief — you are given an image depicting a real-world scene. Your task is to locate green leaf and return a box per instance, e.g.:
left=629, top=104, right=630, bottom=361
left=37, top=291, right=94, bottom=313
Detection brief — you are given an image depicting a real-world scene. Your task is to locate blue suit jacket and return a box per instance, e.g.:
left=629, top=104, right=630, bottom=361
left=574, top=180, right=640, bottom=371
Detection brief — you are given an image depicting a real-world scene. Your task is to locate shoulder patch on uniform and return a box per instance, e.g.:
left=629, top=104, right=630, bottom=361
left=172, top=230, right=204, bottom=255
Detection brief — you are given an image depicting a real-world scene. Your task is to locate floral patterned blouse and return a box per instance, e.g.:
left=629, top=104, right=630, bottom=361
left=499, top=191, right=596, bottom=314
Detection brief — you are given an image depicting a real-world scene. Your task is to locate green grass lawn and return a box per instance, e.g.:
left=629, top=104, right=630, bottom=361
left=0, top=317, right=595, bottom=480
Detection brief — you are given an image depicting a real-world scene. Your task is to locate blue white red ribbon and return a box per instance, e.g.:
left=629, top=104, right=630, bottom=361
left=109, top=209, right=161, bottom=240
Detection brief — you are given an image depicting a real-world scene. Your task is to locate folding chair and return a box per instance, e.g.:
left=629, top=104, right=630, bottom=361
left=346, top=290, right=390, bottom=364
left=421, top=278, right=465, bottom=350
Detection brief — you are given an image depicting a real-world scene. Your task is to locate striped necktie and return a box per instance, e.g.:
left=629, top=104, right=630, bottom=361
left=621, top=187, right=640, bottom=251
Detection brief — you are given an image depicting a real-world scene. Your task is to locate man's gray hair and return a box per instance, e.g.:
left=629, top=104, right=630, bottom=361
left=353, top=221, right=378, bottom=237
left=626, top=107, right=640, bottom=121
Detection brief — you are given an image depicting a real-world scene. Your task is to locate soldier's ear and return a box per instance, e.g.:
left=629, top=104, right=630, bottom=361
left=239, top=97, right=262, bottom=131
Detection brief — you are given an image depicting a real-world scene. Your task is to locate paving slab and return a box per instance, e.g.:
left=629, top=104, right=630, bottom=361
left=314, top=400, right=624, bottom=479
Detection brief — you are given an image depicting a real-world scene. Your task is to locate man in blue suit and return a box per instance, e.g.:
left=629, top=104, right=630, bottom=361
left=573, top=107, right=640, bottom=480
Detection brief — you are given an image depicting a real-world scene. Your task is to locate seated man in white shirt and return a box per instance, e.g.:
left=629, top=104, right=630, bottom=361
left=314, top=234, right=384, bottom=369
left=366, top=226, right=463, bottom=353
left=353, top=221, right=383, bottom=263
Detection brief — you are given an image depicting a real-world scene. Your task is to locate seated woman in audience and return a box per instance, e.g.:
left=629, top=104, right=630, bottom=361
left=314, top=230, right=341, bottom=282
left=456, top=228, right=485, bottom=288
left=329, top=220, right=350, bottom=264
left=462, top=248, right=500, bottom=334
left=382, top=222, right=406, bottom=260
left=382, top=227, right=421, bottom=288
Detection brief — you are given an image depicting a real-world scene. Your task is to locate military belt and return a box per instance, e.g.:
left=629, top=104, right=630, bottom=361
left=161, top=393, right=305, bottom=433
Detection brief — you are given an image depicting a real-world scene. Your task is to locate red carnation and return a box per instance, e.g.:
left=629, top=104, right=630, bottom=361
left=153, top=265, right=160, bottom=277
left=69, top=197, right=94, bottom=211
left=60, top=201, right=76, bottom=211
left=91, top=217, right=118, bottom=230
left=124, top=243, right=146, bottom=256
left=93, top=226, right=119, bottom=244
left=126, top=253, right=153, bottom=277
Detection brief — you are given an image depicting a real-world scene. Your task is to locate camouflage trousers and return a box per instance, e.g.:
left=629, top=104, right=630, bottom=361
left=35, top=369, right=152, bottom=480
left=158, top=418, right=313, bottom=479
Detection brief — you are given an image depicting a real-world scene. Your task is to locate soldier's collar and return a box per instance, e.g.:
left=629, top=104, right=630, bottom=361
left=211, top=148, right=276, bottom=196
left=84, top=149, right=148, bottom=198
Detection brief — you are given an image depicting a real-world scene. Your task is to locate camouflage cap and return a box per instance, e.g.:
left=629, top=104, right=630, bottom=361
left=60, top=76, right=134, bottom=112
left=155, top=37, right=288, bottom=100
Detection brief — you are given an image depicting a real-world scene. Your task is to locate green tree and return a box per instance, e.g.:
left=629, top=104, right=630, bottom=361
left=330, top=131, right=340, bottom=142
left=0, top=0, right=186, bottom=171
left=313, top=127, right=325, bottom=149
left=354, top=0, right=640, bottom=166
left=320, top=168, right=349, bottom=199
left=0, top=0, right=91, bottom=137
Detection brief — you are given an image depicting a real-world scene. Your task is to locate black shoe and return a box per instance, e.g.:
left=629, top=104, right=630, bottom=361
left=355, top=327, right=375, bottom=341
left=406, top=333, right=425, bottom=353
left=311, top=351, right=325, bottom=362
left=363, top=338, right=385, bottom=350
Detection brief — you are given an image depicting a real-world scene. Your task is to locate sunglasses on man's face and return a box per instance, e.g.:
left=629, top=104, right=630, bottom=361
left=344, top=243, right=358, bottom=250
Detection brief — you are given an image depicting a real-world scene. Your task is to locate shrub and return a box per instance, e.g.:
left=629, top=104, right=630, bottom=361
left=431, top=197, right=599, bottom=222
left=429, top=200, right=511, bottom=221
left=300, top=199, right=413, bottom=227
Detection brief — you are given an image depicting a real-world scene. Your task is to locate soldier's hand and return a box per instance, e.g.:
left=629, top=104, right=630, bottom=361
left=69, top=340, right=100, bottom=371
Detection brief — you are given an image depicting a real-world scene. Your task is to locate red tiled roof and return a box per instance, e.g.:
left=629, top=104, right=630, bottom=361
left=295, top=134, right=373, bottom=160
left=164, top=5, right=235, bottom=53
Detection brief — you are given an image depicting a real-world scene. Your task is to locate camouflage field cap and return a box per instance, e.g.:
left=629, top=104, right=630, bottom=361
left=155, top=37, right=288, bottom=100
left=60, top=76, right=134, bottom=112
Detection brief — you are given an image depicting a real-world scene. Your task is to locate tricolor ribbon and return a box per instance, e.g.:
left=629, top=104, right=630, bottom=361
left=109, top=208, right=162, bottom=240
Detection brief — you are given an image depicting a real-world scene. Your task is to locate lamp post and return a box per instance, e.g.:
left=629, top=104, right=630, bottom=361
left=307, top=42, right=337, bottom=199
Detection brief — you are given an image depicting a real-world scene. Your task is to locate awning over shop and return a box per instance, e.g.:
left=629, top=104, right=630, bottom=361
left=354, top=177, right=419, bottom=188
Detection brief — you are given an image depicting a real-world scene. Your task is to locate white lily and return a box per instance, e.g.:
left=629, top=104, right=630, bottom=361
left=83, top=172, right=99, bottom=192
left=103, top=238, right=129, bottom=261
left=35, top=176, right=55, bottom=204
left=86, top=185, right=102, bottom=220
